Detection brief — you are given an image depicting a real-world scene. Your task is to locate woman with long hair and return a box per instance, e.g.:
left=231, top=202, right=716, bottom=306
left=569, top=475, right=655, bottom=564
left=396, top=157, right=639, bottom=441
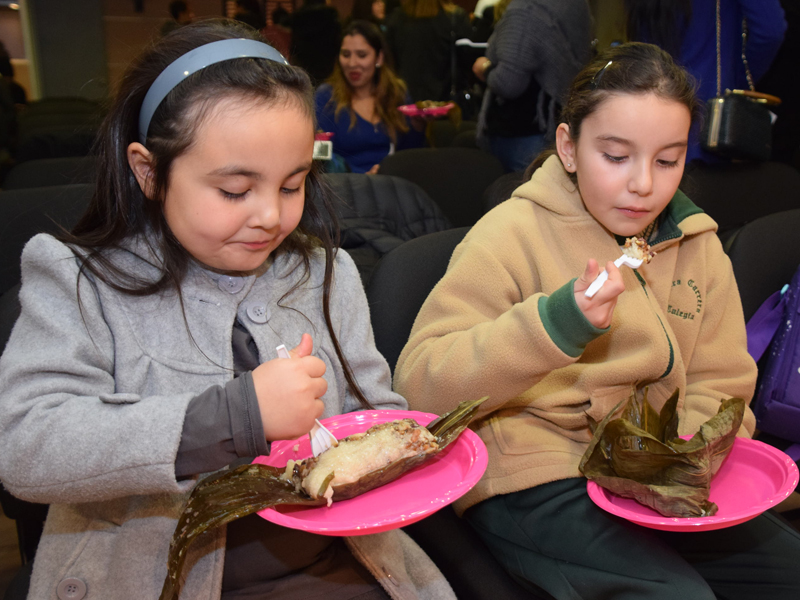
left=315, top=19, right=424, bottom=173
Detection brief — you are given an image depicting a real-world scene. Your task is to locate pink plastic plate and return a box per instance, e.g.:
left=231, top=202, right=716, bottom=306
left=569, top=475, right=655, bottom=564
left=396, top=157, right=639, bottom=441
left=253, top=410, right=488, bottom=536
left=397, top=102, right=455, bottom=117
left=587, top=437, right=799, bottom=531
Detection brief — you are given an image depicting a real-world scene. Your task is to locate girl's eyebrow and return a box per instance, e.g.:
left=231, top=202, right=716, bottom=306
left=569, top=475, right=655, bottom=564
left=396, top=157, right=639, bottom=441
left=597, top=135, right=688, bottom=150
left=208, top=163, right=313, bottom=179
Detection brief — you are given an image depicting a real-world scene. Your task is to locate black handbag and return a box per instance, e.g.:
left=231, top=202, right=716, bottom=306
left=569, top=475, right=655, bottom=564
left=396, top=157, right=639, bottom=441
left=700, top=0, right=780, bottom=161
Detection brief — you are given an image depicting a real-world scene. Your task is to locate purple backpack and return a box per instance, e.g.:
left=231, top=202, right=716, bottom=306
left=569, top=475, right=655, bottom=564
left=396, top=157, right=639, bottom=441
left=746, top=264, right=800, bottom=460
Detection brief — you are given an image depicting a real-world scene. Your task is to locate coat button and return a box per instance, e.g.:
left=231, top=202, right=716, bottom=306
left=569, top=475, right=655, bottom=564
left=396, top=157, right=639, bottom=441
left=57, top=578, right=87, bottom=600
left=246, top=303, right=269, bottom=324
left=218, top=275, right=245, bottom=294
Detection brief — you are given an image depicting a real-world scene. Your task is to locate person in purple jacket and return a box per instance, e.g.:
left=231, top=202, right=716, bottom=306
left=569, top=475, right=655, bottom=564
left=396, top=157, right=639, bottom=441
left=626, top=0, right=787, bottom=164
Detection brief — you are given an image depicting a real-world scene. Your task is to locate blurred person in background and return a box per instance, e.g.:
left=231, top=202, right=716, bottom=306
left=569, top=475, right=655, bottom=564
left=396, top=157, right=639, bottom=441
left=263, top=4, right=293, bottom=58
left=160, top=1, right=194, bottom=37
left=349, top=0, right=388, bottom=31
left=625, top=0, right=786, bottom=164
left=233, top=0, right=267, bottom=29
left=386, top=0, right=471, bottom=102
left=316, top=20, right=425, bottom=173
left=291, top=0, right=342, bottom=85
left=472, top=0, right=592, bottom=172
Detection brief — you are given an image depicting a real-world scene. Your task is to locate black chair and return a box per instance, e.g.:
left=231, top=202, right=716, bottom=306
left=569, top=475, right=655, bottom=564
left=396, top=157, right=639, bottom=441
left=722, top=209, right=800, bottom=323
left=722, top=209, right=800, bottom=461
left=0, top=184, right=93, bottom=599
left=427, top=119, right=477, bottom=148
left=316, top=173, right=452, bottom=286
left=378, top=148, right=505, bottom=228
left=15, top=97, right=105, bottom=163
left=483, top=170, right=526, bottom=214
left=2, top=156, right=98, bottom=189
left=366, top=229, right=549, bottom=600
left=0, top=184, right=93, bottom=296
left=681, top=161, right=800, bottom=236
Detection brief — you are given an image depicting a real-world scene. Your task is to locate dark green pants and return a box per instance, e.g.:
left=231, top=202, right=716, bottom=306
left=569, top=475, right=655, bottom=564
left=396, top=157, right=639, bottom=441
left=464, top=478, right=800, bottom=600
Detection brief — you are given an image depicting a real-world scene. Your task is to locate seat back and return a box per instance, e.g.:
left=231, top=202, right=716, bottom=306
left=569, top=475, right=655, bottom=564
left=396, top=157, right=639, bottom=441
left=0, top=184, right=94, bottom=296
left=366, top=227, right=469, bottom=373
left=378, top=148, right=504, bottom=228
left=365, top=227, right=547, bottom=599
left=2, top=156, right=98, bottom=189
left=316, top=173, right=452, bottom=285
left=681, top=161, right=800, bottom=236
left=0, top=184, right=91, bottom=569
left=723, top=209, right=800, bottom=322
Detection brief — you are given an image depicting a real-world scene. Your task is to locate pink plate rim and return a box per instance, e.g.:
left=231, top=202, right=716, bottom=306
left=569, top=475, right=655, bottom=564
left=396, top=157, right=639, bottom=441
left=586, top=437, right=799, bottom=531
left=252, top=409, right=488, bottom=536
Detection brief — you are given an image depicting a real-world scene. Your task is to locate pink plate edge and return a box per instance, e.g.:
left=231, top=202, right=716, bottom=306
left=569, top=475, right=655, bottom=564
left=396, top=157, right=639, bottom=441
left=586, top=437, right=800, bottom=531
left=253, top=409, right=488, bottom=536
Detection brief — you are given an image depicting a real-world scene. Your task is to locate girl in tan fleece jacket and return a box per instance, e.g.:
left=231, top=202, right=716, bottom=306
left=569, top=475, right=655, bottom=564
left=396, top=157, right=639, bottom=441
left=395, top=42, right=800, bottom=599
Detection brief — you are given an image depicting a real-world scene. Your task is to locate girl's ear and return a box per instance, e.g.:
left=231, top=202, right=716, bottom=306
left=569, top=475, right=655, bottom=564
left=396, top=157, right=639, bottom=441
left=127, top=142, right=157, bottom=200
left=555, top=123, right=577, bottom=173
left=376, top=51, right=384, bottom=68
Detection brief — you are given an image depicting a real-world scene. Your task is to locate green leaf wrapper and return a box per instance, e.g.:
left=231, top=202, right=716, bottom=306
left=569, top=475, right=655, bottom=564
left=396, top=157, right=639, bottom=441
left=159, top=397, right=487, bottom=600
left=579, top=388, right=745, bottom=519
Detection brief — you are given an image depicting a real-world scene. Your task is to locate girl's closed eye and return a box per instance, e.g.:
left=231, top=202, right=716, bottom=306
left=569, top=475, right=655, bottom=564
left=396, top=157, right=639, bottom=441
left=657, top=158, right=680, bottom=168
left=603, top=153, right=627, bottom=163
left=280, top=186, right=302, bottom=196
left=220, top=188, right=249, bottom=200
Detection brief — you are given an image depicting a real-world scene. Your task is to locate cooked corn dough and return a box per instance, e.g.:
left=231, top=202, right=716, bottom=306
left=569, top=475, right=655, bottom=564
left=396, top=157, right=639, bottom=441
left=300, top=419, right=438, bottom=499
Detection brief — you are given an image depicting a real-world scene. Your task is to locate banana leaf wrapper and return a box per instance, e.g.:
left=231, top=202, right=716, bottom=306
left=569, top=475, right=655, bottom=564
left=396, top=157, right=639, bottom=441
left=579, top=388, right=745, bottom=519
left=160, top=396, right=487, bottom=600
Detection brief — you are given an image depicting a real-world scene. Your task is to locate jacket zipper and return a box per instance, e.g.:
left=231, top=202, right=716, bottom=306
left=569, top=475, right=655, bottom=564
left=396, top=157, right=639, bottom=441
left=770, top=286, right=798, bottom=403
left=634, top=271, right=674, bottom=378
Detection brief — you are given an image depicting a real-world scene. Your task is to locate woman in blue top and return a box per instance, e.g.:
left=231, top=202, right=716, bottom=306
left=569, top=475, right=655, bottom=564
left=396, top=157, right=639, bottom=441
left=315, top=20, right=424, bottom=174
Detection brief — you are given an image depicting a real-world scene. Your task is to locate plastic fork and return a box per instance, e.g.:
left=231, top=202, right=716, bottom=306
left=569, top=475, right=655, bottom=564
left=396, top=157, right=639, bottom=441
left=584, top=254, right=644, bottom=298
left=275, top=344, right=338, bottom=457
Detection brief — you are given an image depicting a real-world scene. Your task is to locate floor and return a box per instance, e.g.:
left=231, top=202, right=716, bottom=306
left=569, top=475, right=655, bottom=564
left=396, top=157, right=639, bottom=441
left=0, top=513, right=21, bottom=597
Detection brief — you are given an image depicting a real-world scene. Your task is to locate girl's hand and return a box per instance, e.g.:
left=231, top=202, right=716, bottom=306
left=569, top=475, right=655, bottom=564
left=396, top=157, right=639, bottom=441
left=252, top=333, right=327, bottom=442
left=573, top=259, right=624, bottom=329
left=366, top=164, right=380, bottom=174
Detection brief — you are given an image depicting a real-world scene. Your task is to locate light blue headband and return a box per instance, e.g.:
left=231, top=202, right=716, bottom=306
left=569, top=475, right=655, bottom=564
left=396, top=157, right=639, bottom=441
left=138, top=38, right=288, bottom=144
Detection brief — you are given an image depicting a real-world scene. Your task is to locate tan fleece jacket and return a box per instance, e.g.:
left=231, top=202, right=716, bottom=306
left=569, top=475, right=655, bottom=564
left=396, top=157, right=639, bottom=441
left=394, top=156, right=757, bottom=514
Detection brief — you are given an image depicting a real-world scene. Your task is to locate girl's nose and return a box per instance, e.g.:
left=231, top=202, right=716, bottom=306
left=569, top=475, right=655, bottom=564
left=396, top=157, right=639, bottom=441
left=251, top=197, right=281, bottom=230
left=628, top=162, right=653, bottom=196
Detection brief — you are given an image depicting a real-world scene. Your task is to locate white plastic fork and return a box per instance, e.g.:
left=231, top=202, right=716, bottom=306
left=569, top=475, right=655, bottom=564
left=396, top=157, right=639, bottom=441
left=275, top=344, right=338, bottom=457
left=584, top=254, right=644, bottom=298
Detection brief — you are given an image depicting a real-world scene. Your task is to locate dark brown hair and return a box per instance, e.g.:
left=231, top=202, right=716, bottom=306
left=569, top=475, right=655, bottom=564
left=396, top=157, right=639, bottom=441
left=525, top=42, right=700, bottom=179
left=61, top=19, right=373, bottom=408
left=326, top=20, right=409, bottom=142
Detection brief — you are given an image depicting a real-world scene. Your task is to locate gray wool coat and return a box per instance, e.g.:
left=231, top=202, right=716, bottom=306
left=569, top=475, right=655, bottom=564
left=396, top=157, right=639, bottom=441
left=0, top=234, right=455, bottom=600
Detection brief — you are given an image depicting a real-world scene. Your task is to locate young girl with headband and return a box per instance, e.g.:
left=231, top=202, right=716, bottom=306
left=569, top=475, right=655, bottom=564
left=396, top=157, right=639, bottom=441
left=0, top=21, right=455, bottom=600
left=395, top=42, right=800, bottom=598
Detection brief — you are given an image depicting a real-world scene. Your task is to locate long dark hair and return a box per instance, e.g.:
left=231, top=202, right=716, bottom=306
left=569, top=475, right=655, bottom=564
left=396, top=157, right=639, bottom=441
left=326, top=20, right=409, bottom=141
left=61, top=19, right=373, bottom=409
left=624, top=0, right=693, bottom=59
left=525, top=42, right=700, bottom=179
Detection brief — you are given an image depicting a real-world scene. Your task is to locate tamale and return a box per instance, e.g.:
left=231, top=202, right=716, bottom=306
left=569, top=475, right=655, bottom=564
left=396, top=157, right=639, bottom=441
left=579, top=388, right=745, bottom=519
left=159, top=396, right=487, bottom=600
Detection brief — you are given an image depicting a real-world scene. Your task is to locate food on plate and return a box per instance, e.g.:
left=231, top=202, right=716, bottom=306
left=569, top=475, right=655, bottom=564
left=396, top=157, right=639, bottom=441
left=414, top=100, right=451, bottom=109
left=579, top=388, right=745, bottom=519
left=297, top=419, right=439, bottom=503
left=159, top=397, right=487, bottom=600
left=622, top=236, right=656, bottom=264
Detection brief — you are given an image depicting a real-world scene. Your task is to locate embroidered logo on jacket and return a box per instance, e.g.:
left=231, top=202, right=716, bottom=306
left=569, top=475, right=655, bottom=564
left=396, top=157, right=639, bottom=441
left=668, top=279, right=703, bottom=320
